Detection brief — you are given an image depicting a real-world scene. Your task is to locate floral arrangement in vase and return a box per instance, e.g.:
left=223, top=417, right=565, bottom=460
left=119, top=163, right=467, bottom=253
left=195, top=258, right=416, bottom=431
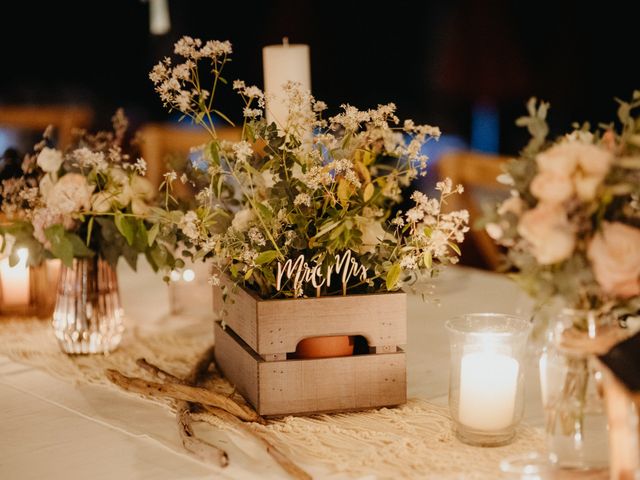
left=484, top=93, right=640, bottom=318
left=149, top=36, right=469, bottom=299
left=483, top=93, right=640, bottom=469
left=0, top=111, right=180, bottom=353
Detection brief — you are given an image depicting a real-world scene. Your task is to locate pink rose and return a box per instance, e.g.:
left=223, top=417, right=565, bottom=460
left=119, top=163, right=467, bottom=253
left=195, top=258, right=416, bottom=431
left=530, top=171, right=574, bottom=204
left=587, top=222, right=640, bottom=298
left=536, top=143, right=578, bottom=176
left=517, top=203, right=575, bottom=265
left=575, top=143, right=613, bottom=177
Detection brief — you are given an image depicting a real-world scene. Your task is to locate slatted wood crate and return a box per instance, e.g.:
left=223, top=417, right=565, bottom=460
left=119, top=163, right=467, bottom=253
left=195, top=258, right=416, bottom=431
left=213, top=282, right=407, bottom=417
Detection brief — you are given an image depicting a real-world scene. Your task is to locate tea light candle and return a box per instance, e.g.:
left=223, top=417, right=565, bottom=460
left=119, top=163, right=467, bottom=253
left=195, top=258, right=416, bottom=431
left=458, top=350, right=519, bottom=431
left=0, top=248, right=30, bottom=307
left=262, top=38, right=311, bottom=127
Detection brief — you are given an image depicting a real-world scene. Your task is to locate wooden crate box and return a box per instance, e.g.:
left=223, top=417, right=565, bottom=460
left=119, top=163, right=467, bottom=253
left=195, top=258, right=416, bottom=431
left=213, top=284, right=407, bottom=417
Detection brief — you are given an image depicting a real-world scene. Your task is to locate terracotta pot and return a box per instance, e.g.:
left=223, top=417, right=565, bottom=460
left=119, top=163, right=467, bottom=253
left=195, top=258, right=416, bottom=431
left=295, top=335, right=354, bottom=359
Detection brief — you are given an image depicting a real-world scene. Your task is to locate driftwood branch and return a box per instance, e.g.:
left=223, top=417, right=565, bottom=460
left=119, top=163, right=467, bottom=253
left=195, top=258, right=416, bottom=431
left=105, top=369, right=259, bottom=422
left=176, top=346, right=228, bottom=467
left=177, top=405, right=228, bottom=466
left=136, top=356, right=310, bottom=480
left=194, top=407, right=312, bottom=480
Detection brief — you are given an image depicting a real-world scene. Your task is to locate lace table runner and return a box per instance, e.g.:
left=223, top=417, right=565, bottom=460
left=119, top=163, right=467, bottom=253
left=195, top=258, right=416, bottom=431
left=0, top=317, right=544, bottom=479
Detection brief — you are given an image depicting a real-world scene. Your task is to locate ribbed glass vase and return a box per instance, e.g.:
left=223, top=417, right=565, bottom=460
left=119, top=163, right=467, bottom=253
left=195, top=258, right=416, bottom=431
left=52, top=256, right=124, bottom=354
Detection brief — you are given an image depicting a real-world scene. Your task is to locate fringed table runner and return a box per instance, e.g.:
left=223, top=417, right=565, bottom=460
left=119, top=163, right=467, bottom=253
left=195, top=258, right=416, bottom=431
left=0, top=317, right=544, bottom=479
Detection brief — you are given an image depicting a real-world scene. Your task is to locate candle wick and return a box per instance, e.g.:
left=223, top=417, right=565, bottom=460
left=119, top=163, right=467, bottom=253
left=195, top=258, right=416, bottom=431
left=282, top=37, right=289, bottom=47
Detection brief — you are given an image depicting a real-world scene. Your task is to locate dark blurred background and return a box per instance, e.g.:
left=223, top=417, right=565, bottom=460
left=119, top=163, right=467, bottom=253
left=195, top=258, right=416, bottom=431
left=1, top=0, right=638, bottom=153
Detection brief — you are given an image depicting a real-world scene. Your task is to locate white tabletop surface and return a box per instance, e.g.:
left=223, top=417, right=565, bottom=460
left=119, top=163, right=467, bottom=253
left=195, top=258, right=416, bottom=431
left=0, top=263, right=541, bottom=480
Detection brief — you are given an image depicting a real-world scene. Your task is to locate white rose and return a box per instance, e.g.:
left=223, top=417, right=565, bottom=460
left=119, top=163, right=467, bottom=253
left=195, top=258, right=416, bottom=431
left=39, top=174, right=55, bottom=199
left=587, top=222, right=640, bottom=298
left=517, top=203, right=575, bottom=265
left=356, top=216, right=388, bottom=254
left=110, top=168, right=132, bottom=206
left=231, top=208, right=255, bottom=232
left=46, top=173, right=93, bottom=214
left=91, top=191, right=113, bottom=213
left=130, top=175, right=155, bottom=215
left=530, top=171, right=574, bottom=204
left=36, top=147, right=63, bottom=173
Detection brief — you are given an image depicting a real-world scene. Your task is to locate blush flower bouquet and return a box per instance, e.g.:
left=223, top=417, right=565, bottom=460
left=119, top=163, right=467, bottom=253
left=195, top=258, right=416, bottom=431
left=0, top=111, right=178, bottom=271
left=484, top=93, right=640, bottom=317
left=149, top=36, right=469, bottom=298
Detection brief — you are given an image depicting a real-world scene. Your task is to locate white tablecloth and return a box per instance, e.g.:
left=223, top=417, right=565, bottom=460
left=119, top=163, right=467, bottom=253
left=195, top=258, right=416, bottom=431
left=0, top=264, right=542, bottom=479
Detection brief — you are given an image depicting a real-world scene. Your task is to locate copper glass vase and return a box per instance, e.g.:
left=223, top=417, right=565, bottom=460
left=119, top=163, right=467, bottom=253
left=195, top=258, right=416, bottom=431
left=52, top=256, right=124, bottom=354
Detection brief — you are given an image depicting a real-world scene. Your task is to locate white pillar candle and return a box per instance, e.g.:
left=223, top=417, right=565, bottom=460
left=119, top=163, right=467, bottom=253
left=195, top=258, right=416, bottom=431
left=458, top=351, right=519, bottom=431
left=149, top=0, right=171, bottom=35
left=0, top=248, right=30, bottom=307
left=262, top=38, right=311, bottom=127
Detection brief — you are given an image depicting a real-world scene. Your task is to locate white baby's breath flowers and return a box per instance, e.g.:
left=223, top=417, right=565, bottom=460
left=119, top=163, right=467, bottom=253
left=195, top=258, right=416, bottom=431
left=179, top=211, right=200, bottom=240
left=232, top=141, right=253, bottom=163
left=247, top=227, right=266, bottom=247
left=294, top=193, right=312, bottom=207
left=147, top=35, right=468, bottom=297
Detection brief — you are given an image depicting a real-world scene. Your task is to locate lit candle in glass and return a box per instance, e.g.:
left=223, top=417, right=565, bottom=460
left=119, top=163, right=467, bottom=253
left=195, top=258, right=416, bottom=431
left=0, top=248, right=30, bottom=308
left=446, top=313, right=531, bottom=446
left=262, top=38, right=311, bottom=127
left=459, top=350, right=519, bottom=431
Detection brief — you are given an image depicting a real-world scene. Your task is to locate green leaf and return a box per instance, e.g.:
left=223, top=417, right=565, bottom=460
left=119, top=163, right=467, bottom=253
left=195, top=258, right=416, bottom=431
left=212, top=108, right=236, bottom=127
left=386, top=263, right=402, bottom=291
left=255, top=250, right=278, bottom=265
left=255, top=202, right=273, bottom=221
left=44, top=225, right=74, bottom=267
left=423, top=251, right=433, bottom=270
left=244, top=268, right=254, bottom=280
left=147, top=223, right=160, bottom=247
left=363, top=182, right=374, bottom=202
left=114, top=212, right=135, bottom=246
left=313, top=220, right=340, bottom=239
left=66, top=233, right=94, bottom=258
left=208, top=141, right=220, bottom=166
left=133, top=220, right=148, bottom=251
left=86, top=216, right=94, bottom=247
left=448, top=242, right=461, bottom=256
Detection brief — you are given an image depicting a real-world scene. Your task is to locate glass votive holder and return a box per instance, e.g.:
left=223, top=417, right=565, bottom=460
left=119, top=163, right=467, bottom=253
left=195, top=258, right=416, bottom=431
left=0, top=249, right=60, bottom=318
left=445, top=313, right=532, bottom=447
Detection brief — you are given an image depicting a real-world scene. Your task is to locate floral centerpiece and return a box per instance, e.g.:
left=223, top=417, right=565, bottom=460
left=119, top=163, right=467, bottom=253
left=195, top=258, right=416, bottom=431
left=0, top=111, right=179, bottom=353
left=0, top=111, right=177, bottom=271
left=484, top=94, right=640, bottom=318
left=149, top=36, right=469, bottom=299
left=483, top=93, right=640, bottom=469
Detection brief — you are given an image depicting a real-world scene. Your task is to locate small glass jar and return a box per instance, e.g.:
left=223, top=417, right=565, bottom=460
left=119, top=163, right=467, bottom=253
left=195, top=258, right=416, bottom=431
left=446, top=313, right=532, bottom=446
